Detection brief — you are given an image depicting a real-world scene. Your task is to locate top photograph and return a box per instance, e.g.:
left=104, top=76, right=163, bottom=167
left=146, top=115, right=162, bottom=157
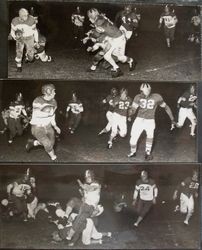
left=7, top=1, right=201, bottom=81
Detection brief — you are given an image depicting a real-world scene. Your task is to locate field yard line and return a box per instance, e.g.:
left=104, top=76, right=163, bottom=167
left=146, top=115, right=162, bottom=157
left=145, top=56, right=200, bottom=73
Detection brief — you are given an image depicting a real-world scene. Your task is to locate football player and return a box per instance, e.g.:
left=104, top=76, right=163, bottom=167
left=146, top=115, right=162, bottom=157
left=188, top=8, right=200, bottom=44
left=98, top=87, right=118, bottom=136
left=115, top=5, right=140, bottom=40
left=7, top=92, right=28, bottom=144
left=26, top=84, right=61, bottom=161
left=71, top=6, right=85, bottom=48
left=9, top=8, right=39, bottom=72
left=132, top=170, right=158, bottom=227
left=87, top=8, right=136, bottom=78
left=158, top=5, right=178, bottom=48
left=176, top=84, right=197, bottom=137
left=66, top=92, right=84, bottom=134
left=107, top=88, right=132, bottom=149
left=65, top=170, right=102, bottom=242
left=173, top=169, right=199, bottom=225
left=128, top=83, right=175, bottom=161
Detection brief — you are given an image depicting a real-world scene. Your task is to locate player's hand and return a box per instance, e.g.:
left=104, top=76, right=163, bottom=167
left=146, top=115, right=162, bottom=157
left=83, top=37, right=89, bottom=44
left=170, top=121, right=176, bottom=131
left=173, top=193, right=177, bottom=200
left=153, top=198, right=156, bottom=204
left=177, top=103, right=180, bottom=109
left=54, top=126, right=61, bottom=134
left=8, top=34, right=13, bottom=40
left=158, top=24, right=161, bottom=29
left=132, top=200, right=136, bottom=206
left=77, top=179, right=83, bottom=187
left=87, top=46, right=93, bottom=52
left=128, top=117, right=132, bottom=122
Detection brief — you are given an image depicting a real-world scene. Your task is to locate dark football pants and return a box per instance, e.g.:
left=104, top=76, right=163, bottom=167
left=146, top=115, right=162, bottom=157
left=135, top=199, right=153, bottom=218
left=31, top=124, right=55, bottom=153
left=69, top=113, right=81, bottom=131
left=8, top=117, right=23, bottom=140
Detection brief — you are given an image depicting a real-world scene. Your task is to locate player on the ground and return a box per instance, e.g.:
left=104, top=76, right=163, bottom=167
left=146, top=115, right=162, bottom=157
left=115, top=5, right=140, bottom=40
left=87, top=8, right=136, bottom=78
left=128, top=83, right=175, bottom=161
left=25, top=84, right=61, bottom=161
left=132, top=170, right=158, bottom=227
left=173, top=169, right=199, bottom=225
left=7, top=92, right=28, bottom=144
left=66, top=92, right=84, bottom=134
left=98, top=87, right=118, bottom=136
left=9, top=8, right=39, bottom=72
left=176, top=84, right=197, bottom=137
left=158, top=5, right=178, bottom=48
left=107, top=88, right=132, bottom=149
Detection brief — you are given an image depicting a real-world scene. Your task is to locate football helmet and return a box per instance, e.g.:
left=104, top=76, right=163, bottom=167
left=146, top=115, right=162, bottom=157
left=140, top=83, right=151, bottom=96
left=87, top=8, right=99, bottom=23
left=41, top=83, right=55, bottom=96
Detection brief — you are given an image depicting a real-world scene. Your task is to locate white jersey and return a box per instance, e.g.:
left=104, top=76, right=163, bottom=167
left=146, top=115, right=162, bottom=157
left=135, top=178, right=157, bottom=201
left=84, top=182, right=101, bottom=207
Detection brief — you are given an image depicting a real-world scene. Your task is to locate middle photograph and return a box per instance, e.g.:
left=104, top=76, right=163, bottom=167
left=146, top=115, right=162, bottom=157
left=0, top=80, right=198, bottom=163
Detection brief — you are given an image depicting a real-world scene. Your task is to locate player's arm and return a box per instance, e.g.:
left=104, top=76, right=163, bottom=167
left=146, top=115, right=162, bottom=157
left=177, top=96, right=185, bottom=108
left=78, top=103, right=84, bottom=113
left=132, top=184, right=139, bottom=206
left=160, top=102, right=175, bottom=124
left=153, top=184, right=158, bottom=204
left=158, top=15, right=163, bottom=28
left=50, top=114, right=61, bottom=134
left=10, top=23, right=17, bottom=40
left=21, top=105, right=28, bottom=117
left=173, top=181, right=185, bottom=200
left=128, top=98, right=139, bottom=119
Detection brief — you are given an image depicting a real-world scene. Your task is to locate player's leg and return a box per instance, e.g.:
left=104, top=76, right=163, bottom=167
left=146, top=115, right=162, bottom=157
left=7, top=117, right=17, bottom=144
left=170, top=27, right=175, bottom=43
left=177, top=107, right=187, bottom=128
left=184, top=196, right=194, bottom=225
left=47, top=125, right=57, bottom=160
left=65, top=197, right=82, bottom=217
left=27, top=196, right=38, bottom=219
left=180, top=193, right=188, bottom=216
left=24, top=36, right=35, bottom=62
left=16, top=118, right=23, bottom=136
left=145, top=119, right=155, bottom=161
left=98, top=111, right=113, bottom=135
left=187, top=109, right=197, bottom=136
left=15, top=40, right=24, bottom=72
left=108, top=113, right=119, bottom=148
left=134, top=200, right=152, bottom=227
left=133, top=199, right=143, bottom=226
left=72, top=113, right=81, bottom=132
left=164, top=27, right=171, bottom=48
left=128, top=118, right=144, bottom=157
left=118, top=115, right=127, bottom=138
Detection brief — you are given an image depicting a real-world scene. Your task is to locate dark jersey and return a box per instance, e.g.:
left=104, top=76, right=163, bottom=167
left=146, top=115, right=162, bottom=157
left=179, top=91, right=197, bottom=108
left=103, top=94, right=117, bottom=112
left=181, top=177, right=199, bottom=198
left=119, top=11, right=139, bottom=31
left=132, top=93, right=164, bottom=119
left=114, top=96, right=132, bottom=116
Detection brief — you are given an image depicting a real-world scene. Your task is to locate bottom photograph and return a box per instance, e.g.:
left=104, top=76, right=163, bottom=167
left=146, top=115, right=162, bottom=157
left=0, top=164, right=200, bottom=249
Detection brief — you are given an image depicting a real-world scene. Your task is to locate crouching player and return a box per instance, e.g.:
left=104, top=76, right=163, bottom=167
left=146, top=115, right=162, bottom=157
left=173, top=169, right=199, bottom=225
left=132, top=170, right=158, bottom=227
left=34, top=30, right=52, bottom=62
left=26, top=84, right=61, bottom=161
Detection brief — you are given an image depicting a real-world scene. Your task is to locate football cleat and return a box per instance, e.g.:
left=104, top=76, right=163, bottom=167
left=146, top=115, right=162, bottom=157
left=16, top=66, right=22, bottom=73
left=26, top=139, right=34, bottom=152
left=8, top=140, right=13, bottom=145
left=111, top=68, right=123, bottom=78
left=134, top=222, right=139, bottom=227
left=145, top=153, right=153, bottom=161
left=128, top=152, right=136, bottom=158
left=107, top=141, right=113, bottom=149
left=128, top=58, right=137, bottom=71
left=183, top=220, right=189, bottom=225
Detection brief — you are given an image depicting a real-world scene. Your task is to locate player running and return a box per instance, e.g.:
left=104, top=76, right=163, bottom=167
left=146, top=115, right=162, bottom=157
left=132, top=170, right=158, bottom=227
left=173, top=169, right=199, bottom=225
left=25, top=84, right=61, bottom=161
left=128, top=83, right=175, bottom=161
left=66, top=92, right=84, bottom=134
left=98, top=87, right=118, bottom=136
left=176, top=84, right=197, bottom=137
left=7, top=92, right=28, bottom=144
left=107, top=88, right=132, bottom=149
left=87, top=8, right=136, bottom=78
left=158, top=5, right=178, bottom=48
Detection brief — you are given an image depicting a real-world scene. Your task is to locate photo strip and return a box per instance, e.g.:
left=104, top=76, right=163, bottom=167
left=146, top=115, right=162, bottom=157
left=7, top=1, right=201, bottom=81
left=0, top=164, right=200, bottom=249
left=0, top=80, right=198, bottom=163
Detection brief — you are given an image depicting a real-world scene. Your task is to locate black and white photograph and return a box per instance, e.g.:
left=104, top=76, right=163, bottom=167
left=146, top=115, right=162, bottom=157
left=0, top=164, right=200, bottom=249
left=0, top=80, right=198, bottom=163
left=7, top=1, right=201, bottom=81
